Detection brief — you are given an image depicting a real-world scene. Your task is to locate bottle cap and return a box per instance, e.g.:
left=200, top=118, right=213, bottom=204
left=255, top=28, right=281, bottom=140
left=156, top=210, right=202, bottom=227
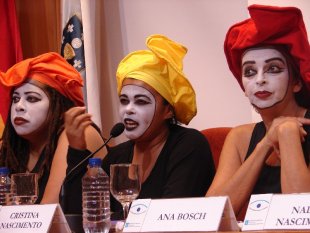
left=0, top=167, right=10, bottom=175
left=88, top=158, right=102, bottom=167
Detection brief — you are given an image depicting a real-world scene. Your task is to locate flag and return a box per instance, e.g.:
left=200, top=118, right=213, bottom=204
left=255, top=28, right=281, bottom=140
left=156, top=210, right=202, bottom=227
left=61, top=0, right=102, bottom=129
left=0, top=0, right=23, bottom=138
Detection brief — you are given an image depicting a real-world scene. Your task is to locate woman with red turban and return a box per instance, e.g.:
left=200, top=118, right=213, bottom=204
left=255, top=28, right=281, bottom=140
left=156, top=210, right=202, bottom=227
left=207, top=4, right=310, bottom=219
left=0, top=52, right=106, bottom=204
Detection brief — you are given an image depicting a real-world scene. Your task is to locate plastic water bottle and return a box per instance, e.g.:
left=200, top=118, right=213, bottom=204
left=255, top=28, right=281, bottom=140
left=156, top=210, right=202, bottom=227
left=0, top=167, right=11, bottom=206
left=82, top=158, right=110, bottom=233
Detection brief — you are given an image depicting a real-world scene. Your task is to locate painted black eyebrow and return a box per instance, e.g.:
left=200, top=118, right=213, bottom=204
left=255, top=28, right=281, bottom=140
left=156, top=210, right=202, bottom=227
left=12, top=91, right=42, bottom=96
left=119, top=94, right=152, bottom=101
left=242, top=61, right=255, bottom=67
left=134, top=94, right=152, bottom=101
left=265, top=57, right=285, bottom=64
left=242, top=57, right=285, bottom=68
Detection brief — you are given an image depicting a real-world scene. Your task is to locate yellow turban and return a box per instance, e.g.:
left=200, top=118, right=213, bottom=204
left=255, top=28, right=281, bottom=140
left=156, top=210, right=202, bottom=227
left=116, top=34, right=196, bottom=125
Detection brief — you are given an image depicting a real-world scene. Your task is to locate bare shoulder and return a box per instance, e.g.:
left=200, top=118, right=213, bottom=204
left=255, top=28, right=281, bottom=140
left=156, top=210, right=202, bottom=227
left=229, top=123, right=255, bottom=139
left=225, top=123, right=256, bottom=161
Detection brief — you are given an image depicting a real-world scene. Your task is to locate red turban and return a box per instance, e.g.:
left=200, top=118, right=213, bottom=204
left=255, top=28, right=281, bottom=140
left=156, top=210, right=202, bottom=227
left=0, top=52, right=84, bottom=106
left=224, top=4, right=310, bottom=93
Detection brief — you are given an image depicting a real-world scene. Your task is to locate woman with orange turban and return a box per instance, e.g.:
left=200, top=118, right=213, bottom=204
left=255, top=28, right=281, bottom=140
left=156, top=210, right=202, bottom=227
left=207, top=5, right=310, bottom=219
left=64, top=34, right=215, bottom=217
left=0, top=52, right=106, bottom=204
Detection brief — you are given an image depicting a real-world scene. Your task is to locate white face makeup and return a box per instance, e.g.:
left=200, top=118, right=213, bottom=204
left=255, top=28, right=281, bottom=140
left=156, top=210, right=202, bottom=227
left=11, top=83, right=50, bottom=136
left=119, top=85, right=156, bottom=140
left=241, top=48, right=290, bottom=109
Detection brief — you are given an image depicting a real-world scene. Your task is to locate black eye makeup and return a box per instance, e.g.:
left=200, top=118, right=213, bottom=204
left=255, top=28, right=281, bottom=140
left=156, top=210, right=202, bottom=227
left=12, top=95, right=20, bottom=103
left=12, top=91, right=43, bottom=104
left=26, top=94, right=42, bottom=103
left=242, top=56, right=286, bottom=77
left=264, top=58, right=286, bottom=74
left=119, top=93, right=153, bottom=106
left=119, top=95, right=129, bottom=105
left=243, top=66, right=257, bottom=77
left=134, top=94, right=152, bottom=105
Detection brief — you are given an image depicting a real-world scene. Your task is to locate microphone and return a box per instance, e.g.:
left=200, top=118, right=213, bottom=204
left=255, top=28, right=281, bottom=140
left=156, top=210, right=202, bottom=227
left=60, top=122, right=125, bottom=212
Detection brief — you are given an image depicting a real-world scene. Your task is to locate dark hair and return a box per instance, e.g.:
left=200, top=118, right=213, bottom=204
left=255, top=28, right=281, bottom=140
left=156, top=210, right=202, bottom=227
left=0, top=83, right=75, bottom=176
left=162, top=98, right=178, bottom=125
left=289, top=62, right=310, bottom=109
left=278, top=46, right=310, bottom=109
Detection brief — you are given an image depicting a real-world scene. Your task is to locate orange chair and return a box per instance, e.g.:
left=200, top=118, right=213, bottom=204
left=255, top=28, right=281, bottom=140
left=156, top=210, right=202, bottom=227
left=202, top=127, right=250, bottom=221
left=200, top=127, right=232, bottom=169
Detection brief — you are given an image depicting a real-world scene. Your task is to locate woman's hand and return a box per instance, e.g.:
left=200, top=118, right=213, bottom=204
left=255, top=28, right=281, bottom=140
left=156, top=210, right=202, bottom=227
left=264, top=117, right=310, bottom=155
left=64, top=106, right=92, bottom=150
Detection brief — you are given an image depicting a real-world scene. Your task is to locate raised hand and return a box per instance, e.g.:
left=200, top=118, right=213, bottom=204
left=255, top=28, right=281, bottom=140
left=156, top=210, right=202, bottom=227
left=64, top=106, right=92, bottom=150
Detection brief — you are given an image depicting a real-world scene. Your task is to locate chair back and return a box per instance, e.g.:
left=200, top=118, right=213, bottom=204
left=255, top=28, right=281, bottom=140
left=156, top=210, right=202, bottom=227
left=201, top=127, right=232, bottom=169
left=201, top=127, right=249, bottom=221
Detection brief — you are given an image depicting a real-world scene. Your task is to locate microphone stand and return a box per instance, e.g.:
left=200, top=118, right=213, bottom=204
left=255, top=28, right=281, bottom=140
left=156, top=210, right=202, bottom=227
left=66, top=134, right=114, bottom=179
left=60, top=135, right=114, bottom=213
left=60, top=122, right=125, bottom=214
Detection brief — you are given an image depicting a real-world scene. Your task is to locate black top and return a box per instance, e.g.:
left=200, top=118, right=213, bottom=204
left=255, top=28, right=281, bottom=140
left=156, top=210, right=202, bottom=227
left=244, top=110, right=310, bottom=194
left=62, top=124, right=215, bottom=218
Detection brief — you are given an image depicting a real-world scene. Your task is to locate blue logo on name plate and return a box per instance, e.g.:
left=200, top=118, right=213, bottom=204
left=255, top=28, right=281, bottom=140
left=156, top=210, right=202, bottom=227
left=249, top=200, right=270, bottom=211
left=130, top=204, right=148, bottom=214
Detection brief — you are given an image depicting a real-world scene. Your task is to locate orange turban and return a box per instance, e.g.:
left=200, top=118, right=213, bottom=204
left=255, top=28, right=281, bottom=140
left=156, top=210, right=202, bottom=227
left=116, top=34, right=196, bottom=125
left=0, top=52, right=84, bottom=106
left=224, top=4, right=310, bottom=93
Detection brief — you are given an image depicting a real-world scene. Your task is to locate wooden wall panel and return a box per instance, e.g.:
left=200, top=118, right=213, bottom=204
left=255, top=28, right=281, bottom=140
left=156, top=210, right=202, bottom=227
left=15, top=0, right=61, bottom=59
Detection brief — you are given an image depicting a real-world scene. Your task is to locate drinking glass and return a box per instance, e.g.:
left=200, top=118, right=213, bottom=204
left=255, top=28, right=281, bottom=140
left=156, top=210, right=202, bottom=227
left=11, top=173, right=38, bottom=205
left=110, top=164, right=141, bottom=220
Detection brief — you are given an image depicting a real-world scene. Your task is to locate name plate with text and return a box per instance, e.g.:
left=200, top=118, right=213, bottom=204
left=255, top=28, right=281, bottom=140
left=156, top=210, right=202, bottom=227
left=0, top=204, right=70, bottom=233
left=243, top=193, right=310, bottom=231
left=123, top=197, right=239, bottom=232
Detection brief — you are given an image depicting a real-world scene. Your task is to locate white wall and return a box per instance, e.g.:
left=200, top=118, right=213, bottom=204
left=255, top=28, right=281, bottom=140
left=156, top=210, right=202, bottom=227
left=101, top=0, right=310, bottom=143
left=116, top=0, right=250, bottom=131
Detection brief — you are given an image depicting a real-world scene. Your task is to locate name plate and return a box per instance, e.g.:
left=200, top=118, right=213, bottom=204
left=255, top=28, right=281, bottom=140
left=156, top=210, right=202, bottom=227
left=243, top=193, right=310, bottom=231
left=0, top=204, right=70, bottom=233
left=123, top=197, right=239, bottom=232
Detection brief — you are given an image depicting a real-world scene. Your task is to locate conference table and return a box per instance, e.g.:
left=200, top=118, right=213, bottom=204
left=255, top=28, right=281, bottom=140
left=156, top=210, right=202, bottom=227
left=107, top=228, right=310, bottom=233
left=65, top=213, right=310, bottom=233
left=65, top=216, right=310, bottom=233
left=110, top=230, right=310, bottom=233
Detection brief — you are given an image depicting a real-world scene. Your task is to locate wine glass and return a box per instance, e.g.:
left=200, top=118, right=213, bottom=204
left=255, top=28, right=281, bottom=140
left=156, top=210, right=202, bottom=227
left=10, top=173, right=38, bottom=205
left=110, top=164, right=141, bottom=220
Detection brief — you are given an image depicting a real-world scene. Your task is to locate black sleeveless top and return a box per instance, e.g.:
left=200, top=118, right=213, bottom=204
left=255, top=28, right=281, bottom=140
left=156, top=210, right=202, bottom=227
left=244, top=110, right=310, bottom=194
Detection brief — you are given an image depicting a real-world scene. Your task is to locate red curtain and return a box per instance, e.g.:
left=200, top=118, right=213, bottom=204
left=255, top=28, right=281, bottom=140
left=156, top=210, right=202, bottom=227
left=0, top=0, right=23, bottom=137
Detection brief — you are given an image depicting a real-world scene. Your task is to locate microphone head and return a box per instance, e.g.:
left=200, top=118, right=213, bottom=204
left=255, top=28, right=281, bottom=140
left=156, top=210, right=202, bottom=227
left=110, top=122, right=125, bottom=138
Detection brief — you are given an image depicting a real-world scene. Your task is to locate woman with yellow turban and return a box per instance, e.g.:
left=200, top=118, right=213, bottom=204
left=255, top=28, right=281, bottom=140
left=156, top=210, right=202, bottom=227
left=0, top=52, right=106, bottom=204
left=64, top=34, right=215, bottom=217
left=207, top=5, right=310, bottom=220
